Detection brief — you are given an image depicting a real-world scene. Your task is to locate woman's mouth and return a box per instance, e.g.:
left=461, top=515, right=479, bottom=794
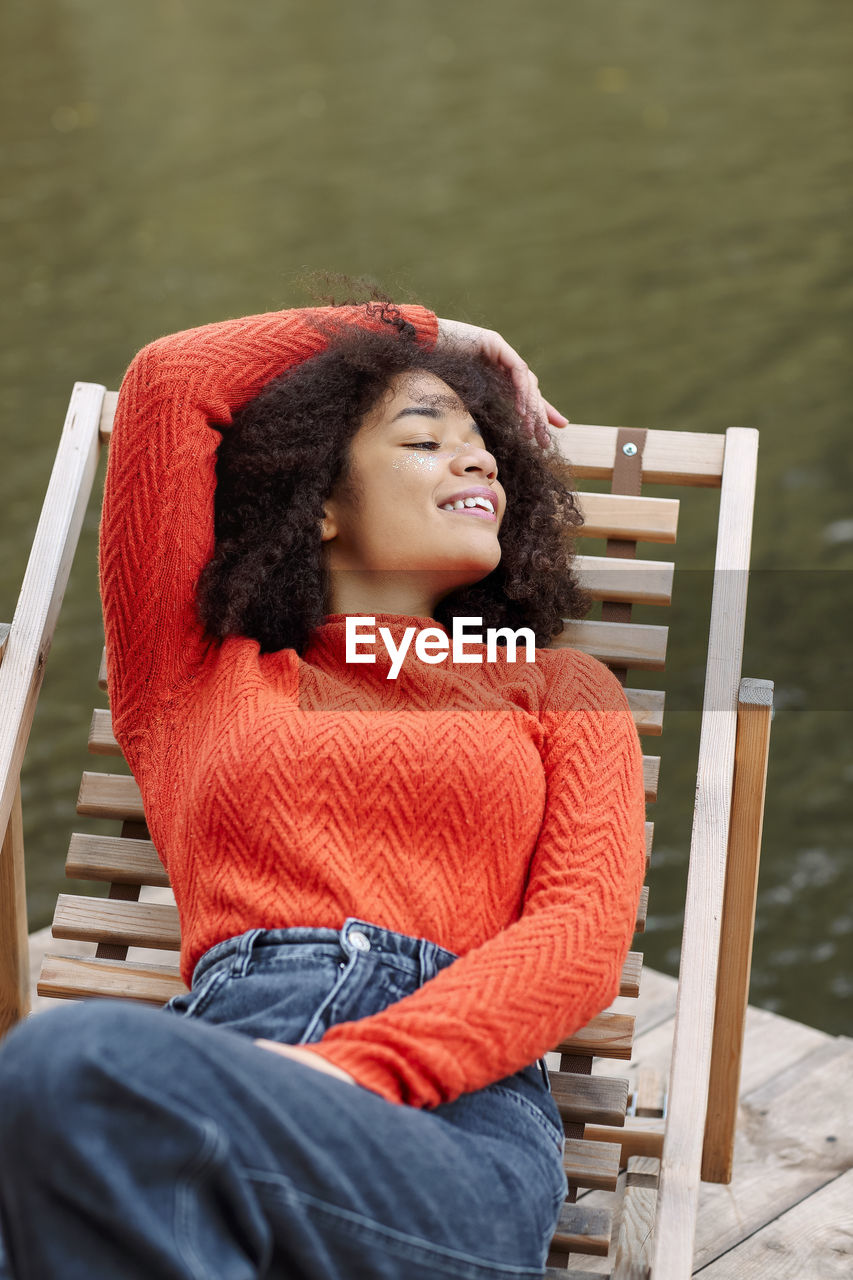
left=437, top=496, right=497, bottom=521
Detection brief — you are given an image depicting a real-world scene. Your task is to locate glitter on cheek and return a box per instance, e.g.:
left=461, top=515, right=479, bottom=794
left=390, top=452, right=445, bottom=472
left=390, top=447, right=468, bottom=473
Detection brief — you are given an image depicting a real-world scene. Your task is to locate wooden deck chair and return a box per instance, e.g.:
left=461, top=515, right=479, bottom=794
left=0, top=380, right=774, bottom=1280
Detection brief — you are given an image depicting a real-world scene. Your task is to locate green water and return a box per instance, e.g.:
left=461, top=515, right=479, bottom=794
left=1, top=0, right=850, bottom=1033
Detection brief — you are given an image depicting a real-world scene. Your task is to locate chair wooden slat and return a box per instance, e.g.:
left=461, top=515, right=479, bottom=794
left=551, top=620, right=668, bottom=670
left=572, top=492, right=679, bottom=544
left=77, top=768, right=661, bottom=826
left=556, top=1010, right=636, bottom=1060
left=88, top=708, right=119, bottom=755
left=98, top=636, right=670, bottom=693
left=99, top=390, right=118, bottom=441
left=77, top=772, right=145, bottom=822
left=551, top=1071, right=628, bottom=1127
left=554, top=424, right=725, bottom=486
left=91, top=694, right=666, bottom=754
left=53, top=894, right=180, bottom=950
left=621, top=949, right=643, bottom=998
left=635, top=885, right=648, bottom=933
left=574, top=555, right=674, bottom=607
left=552, top=1202, right=614, bottom=1257
left=66, top=832, right=169, bottom=886
left=37, top=953, right=186, bottom=1004
left=571, top=552, right=671, bottom=606
left=562, top=1137, right=622, bottom=1191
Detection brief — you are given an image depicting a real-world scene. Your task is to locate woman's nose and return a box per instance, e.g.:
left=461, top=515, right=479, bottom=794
left=449, top=443, right=498, bottom=481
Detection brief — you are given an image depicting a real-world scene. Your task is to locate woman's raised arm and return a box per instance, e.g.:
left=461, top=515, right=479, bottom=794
left=99, top=304, right=438, bottom=770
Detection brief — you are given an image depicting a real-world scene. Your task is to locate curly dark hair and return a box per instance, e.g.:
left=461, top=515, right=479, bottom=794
left=196, top=305, right=593, bottom=656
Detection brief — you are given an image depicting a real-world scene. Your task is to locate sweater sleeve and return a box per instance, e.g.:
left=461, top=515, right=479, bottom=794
left=302, top=651, right=648, bottom=1109
left=99, top=303, right=438, bottom=771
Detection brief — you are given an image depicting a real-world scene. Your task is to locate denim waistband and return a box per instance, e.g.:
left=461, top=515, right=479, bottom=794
left=189, top=918, right=553, bottom=1094
left=191, top=917, right=461, bottom=988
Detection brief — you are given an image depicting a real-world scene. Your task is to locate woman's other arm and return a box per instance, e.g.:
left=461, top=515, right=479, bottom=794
left=298, top=652, right=647, bottom=1109
left=99, top=303, right=437, bottom=772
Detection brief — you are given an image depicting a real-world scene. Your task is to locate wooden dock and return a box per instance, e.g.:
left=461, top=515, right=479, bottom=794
left=25, top=925, right=853, bottom=1277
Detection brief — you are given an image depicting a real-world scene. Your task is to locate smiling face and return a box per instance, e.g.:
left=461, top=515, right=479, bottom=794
left=320, top=370, right=507, bottom=618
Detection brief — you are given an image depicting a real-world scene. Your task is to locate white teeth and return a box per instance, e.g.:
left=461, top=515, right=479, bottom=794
left=439, top=495, right=495, bottom=514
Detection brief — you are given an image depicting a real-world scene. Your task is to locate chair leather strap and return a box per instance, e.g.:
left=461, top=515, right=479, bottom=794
left=601, top=428, right=648, bottom=681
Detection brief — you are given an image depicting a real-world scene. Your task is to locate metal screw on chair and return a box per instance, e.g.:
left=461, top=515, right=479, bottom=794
left=622, top=442, right=638, bottom=456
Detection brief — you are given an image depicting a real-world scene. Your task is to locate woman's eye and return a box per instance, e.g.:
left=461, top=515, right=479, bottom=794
left=405, top=441, right=441, bottom=451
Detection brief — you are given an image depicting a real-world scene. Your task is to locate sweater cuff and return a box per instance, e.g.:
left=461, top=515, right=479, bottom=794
left=298, top=1043, right=408, bottom=1107
left=400, top=305, right=440, bottom=350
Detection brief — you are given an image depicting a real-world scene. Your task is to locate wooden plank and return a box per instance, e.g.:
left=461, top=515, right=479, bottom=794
left=696, top=1166, right=853, bottom=1280
left=545, top=1270, right=605, bottom=1280
left=38, top=952, right=186, bottom=1004
left=625, top=690, right=664, bottom=738
left=95, top=661, right=667, bottom=742
left=551, top=1071, right=629, bottom=1127
left=77, top=772, right=145, bottom=822
left=572, top=492, right=679, bottom=544
left=551, top=619, right=667, bottom=671
left=612, top=1156, right=658, bottom=1280
left=65, top=833, right=169, bottom=886
left=620, top=950, right=643, bottom=1000
left=578, top=1031, right=852, bottom=1274
left=0, top=383, right=104, bottom=874
left=52, top=894, right=180, bottom=950
left=634, top=1065, right=666, bottom=1118
left=556, top=1011, right=636, bottom=1060
left=642, top=761, right=658, bottom=804
left=702, top=679, right=773, bottom=1183
left=651, top=428, right=760, bottom=1280
left=77, top=763, right=657, bottom=822
left=573, top=555, right=674, bottom=607
left=690, top=1037, right=853, bottom=1270
left=0, top=784, right=30, bottom=1034
left=551, top=1202, right=614, bottom=1257
left=88, top=707, right=120, bottom=755
left=554, top=424, right=725, bottom=486
left=635, top=886, right=648, bottom=933
left=584, top=1122, right=664, bottom=1164
left=99, top=389, right=118, bottom=441
left=563, top=1138, right=622, bottom=1191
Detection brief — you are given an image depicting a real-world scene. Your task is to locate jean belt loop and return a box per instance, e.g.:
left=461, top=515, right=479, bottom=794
left=232, top=927, right=264, bottom=978
left=416, top=937, right=432, bottom=988
left=538, top=1056, right=552, bottom=1092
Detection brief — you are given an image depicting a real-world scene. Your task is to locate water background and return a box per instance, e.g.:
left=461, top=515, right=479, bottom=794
left=1, top=0, right=851, bottom=1033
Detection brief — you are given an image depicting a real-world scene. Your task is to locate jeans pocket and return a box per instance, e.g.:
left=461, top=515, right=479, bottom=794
left=162, top=968, right=230, bottom=1021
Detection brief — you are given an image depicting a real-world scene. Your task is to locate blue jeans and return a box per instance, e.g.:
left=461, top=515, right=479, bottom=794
left=0, top=916, right=568, bottom=1279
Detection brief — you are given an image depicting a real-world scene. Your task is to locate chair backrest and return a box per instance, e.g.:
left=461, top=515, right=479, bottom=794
left=1, top=382, right=769, bottom=1280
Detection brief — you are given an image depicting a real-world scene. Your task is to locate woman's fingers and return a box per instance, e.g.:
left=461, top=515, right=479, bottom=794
left=435, top=317, right=569, bottom=451
left=253, top=1038, right=357, bottom=1085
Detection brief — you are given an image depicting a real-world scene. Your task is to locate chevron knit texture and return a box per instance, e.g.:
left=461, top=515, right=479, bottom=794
left=99, top=303, right=648, bottom=1110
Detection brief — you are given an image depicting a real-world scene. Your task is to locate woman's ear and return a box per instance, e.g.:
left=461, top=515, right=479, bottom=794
left=320, top=507, right=338, bottom=542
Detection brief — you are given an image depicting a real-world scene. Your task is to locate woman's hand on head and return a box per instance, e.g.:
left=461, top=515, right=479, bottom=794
left=435, top=318, right=569, bottom=451
left=253, top=1038, right=358, bottom=1086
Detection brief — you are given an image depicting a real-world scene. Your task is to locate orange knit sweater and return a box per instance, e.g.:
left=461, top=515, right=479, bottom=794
left=99, top=303, right=647, bottom=1110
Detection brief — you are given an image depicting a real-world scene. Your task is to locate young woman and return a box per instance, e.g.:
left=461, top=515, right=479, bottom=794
left=0, top=300, right=647, bottom=1280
